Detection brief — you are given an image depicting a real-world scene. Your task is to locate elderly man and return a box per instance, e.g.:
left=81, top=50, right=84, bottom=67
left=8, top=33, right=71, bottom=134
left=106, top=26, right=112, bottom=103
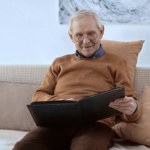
left=13, top=9, right=141, bottom=150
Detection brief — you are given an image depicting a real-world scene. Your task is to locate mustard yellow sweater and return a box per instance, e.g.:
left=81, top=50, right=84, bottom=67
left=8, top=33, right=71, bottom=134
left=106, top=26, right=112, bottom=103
left=32, top=52, right=141, bottom=126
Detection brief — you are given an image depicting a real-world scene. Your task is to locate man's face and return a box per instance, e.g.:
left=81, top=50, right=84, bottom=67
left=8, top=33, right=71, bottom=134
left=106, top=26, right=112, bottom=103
left=69, top=16, right=104, bottom=57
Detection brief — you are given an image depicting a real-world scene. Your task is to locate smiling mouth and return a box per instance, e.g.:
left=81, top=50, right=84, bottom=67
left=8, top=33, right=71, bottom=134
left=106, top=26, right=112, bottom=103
left=83, top=46, right=93, bottom=48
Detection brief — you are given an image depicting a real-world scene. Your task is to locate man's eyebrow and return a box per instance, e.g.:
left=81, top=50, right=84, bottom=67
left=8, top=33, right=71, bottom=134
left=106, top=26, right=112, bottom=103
left=75, top=30, right=96, bottom=34
left=74, top=32, right=83, bottom=35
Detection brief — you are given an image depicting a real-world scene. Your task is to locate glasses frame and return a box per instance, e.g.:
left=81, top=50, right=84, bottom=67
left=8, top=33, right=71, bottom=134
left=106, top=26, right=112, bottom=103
left=73, top=31, right=98, bottom=42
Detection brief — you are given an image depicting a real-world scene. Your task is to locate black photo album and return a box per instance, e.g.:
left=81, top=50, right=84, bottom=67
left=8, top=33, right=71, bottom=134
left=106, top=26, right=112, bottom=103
left=27, top=86, right=125, bottom=127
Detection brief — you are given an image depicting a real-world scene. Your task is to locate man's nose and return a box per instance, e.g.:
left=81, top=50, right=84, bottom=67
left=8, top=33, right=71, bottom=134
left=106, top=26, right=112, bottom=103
left=82, top=35, right=90, bottom=44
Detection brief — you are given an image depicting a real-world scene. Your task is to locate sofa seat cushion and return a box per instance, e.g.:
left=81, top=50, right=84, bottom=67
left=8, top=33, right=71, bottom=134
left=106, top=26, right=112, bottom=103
left=0, top=129, right=27, bottom=150
left=0, top=129, right=149, bottom=150
left=110, top=141, right=150, bottom=150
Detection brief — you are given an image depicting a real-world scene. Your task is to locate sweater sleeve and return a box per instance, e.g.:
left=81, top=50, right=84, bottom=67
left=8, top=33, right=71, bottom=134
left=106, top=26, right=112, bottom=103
left=32, top=59, right=59, bottom=102
left=113, top=59, right=142, bottom=122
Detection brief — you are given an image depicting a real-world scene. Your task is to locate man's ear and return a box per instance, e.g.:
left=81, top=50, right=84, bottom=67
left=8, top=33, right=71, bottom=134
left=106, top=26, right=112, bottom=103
left=99, top=25, right=104, bottom=38
left=68, top=32, right=75, bottom=43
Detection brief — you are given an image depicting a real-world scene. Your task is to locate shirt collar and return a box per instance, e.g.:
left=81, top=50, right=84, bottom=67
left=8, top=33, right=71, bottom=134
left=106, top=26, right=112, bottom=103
left=75, top=44, right=105, bottom=59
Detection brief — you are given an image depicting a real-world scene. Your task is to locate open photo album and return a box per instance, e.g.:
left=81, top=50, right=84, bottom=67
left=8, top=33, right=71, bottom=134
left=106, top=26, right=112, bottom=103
left=27, top=86, right=125, bottom=127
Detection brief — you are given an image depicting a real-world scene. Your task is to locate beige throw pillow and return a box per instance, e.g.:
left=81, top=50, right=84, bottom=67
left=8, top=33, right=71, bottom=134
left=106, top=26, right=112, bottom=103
left=113, top=85, right=150, bottom=146
left=101, top=40, right=144, bottom=83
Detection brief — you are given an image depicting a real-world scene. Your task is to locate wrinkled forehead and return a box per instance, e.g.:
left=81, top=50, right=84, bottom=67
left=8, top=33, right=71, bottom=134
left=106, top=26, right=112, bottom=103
left=71, top=16, right=99, bottom=34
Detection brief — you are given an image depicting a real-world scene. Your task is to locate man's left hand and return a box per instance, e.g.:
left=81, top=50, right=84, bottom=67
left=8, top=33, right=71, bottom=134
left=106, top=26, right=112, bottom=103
left=109, top=96, right=137, bottom=115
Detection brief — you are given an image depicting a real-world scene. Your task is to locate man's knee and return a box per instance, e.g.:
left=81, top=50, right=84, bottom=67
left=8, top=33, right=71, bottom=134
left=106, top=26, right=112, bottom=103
left=70, top=136, right=108, bottom=150
left=70, top=123, right=114, bottom=150
left=13, top=141, right=27, bottom=150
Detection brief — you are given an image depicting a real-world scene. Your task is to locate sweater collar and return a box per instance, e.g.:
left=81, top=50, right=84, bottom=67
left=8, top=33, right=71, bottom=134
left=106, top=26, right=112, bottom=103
left=75, top=44, right=104, bottom=59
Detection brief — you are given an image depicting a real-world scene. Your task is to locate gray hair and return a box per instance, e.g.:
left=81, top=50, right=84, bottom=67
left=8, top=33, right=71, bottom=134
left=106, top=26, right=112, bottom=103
left=68, top=9, right=104, bottom=34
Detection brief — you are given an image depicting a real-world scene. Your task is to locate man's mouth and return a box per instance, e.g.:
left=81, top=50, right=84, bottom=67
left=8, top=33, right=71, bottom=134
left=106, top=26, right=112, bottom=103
left=83, top=45, right=93, bottom=49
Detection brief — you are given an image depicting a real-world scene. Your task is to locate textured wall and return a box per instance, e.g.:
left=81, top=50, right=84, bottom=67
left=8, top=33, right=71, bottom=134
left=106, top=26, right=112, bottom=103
left=59, top=0, right=150, bottom=24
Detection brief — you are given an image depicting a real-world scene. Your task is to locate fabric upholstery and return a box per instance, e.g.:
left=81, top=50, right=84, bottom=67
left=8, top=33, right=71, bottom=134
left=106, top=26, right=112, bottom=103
left=0, top=82, right=36, bottom=131
left=134, top=67, right=150, bottom=97
left=0, top=65, right=47, bottom=84
left=0, top=130, right=27, bottom=150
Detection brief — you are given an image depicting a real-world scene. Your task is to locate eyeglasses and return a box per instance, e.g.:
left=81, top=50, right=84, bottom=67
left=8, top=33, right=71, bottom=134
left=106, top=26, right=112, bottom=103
left=73, top=31, right=98, bottom=42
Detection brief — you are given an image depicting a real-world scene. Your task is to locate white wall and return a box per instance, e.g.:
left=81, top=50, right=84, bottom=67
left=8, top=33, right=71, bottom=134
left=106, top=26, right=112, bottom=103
left=0, top=0, right=150, bottom=66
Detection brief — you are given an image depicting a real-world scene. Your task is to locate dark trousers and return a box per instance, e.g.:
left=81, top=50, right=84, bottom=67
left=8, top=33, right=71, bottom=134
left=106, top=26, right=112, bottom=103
left=13, top=123, right=114, bottom=150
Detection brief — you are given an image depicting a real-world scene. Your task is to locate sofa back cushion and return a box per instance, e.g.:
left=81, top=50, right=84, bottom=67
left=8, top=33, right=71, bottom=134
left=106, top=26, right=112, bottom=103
left=0, top=81, right=37, bottom=131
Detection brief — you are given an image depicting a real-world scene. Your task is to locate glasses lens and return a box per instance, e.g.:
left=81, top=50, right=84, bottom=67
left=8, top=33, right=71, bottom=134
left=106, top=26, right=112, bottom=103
left=88, top=32, right=97, bottom=40
left=74, top=32, right=97, bottom=42
left=74, top=33, right=83, bottom=42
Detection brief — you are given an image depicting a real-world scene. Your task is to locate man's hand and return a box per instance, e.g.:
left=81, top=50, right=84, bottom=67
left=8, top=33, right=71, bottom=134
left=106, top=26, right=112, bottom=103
left=109, top=96, right=137, bottom=115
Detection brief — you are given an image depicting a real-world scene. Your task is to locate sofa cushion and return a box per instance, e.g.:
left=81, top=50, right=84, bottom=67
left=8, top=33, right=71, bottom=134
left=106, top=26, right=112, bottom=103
left=113, top=85, right=150, bottom=146
left=101, top=40, right=144, bottom=83
left=0, top=81, right=37, bottom=131
left=0, top=129, right=27, bottom=150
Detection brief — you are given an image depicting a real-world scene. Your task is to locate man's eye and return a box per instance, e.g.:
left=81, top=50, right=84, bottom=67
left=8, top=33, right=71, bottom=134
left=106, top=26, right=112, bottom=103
left=88, top=32, right=96, bottom=36
left=76, top=34, right=83, bottom=38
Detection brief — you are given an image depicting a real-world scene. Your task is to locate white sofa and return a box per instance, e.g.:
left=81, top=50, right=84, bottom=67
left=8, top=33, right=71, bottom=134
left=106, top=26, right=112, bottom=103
left=0, top=65, right=150, bottom=150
